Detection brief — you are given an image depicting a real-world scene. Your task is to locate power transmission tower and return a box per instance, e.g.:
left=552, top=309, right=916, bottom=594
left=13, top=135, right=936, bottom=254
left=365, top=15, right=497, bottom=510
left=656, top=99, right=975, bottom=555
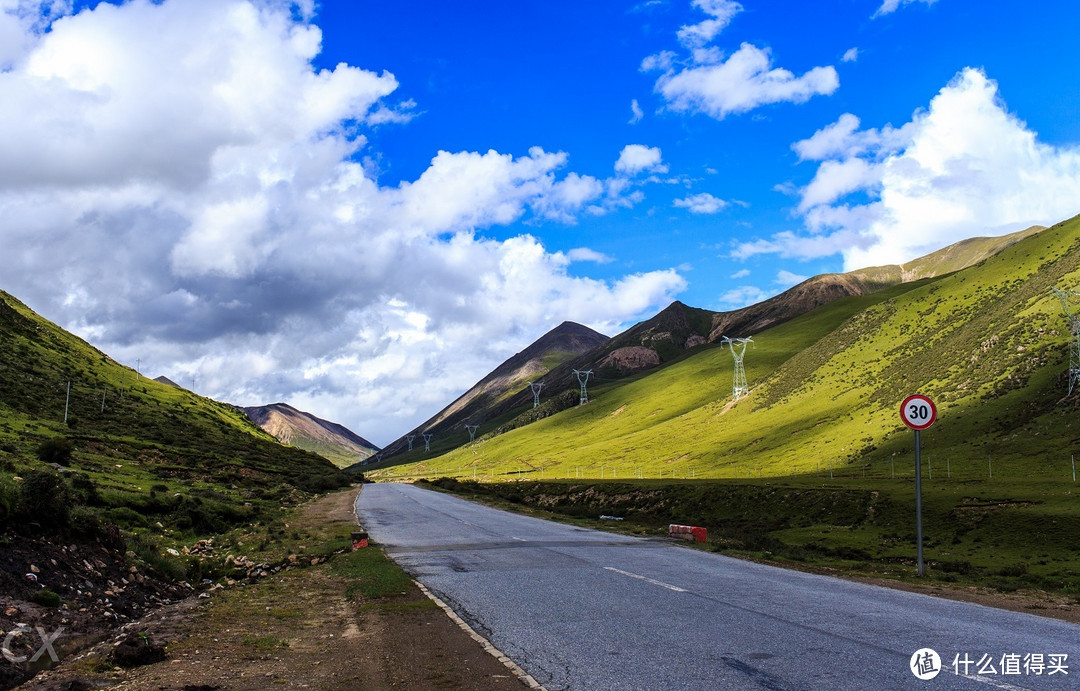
left=528, top=381, right=544, bottom=408
left=721, top=336, right=753, bottom=402
left=406, top=435, right=415, bottom=451
left=572, top=370, right=592, bottom=405
left=466, top=424, right=479, bottom=442
left=422, top=433, right=433, bottom=452
left=1052, top=287, right=1080, bottom=395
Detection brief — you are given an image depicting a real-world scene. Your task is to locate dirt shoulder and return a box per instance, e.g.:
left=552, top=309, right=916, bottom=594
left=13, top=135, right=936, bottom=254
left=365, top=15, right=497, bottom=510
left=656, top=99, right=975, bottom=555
left=20, top=486, right=521, bottom=690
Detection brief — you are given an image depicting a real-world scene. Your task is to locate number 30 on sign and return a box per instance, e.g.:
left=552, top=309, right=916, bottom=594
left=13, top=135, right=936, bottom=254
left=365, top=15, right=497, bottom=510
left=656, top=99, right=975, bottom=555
left=900, top=394, right=937, bottom=430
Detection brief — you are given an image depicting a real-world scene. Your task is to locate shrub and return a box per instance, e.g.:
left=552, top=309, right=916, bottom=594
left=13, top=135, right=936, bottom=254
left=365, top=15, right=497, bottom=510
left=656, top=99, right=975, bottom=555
left=35, top=438, right=73, bottom=466
left=69, top=505, right=102, bottom=536
left=17, top=469, right=71, bottom=527
left=31, top=589, right=61, bottom=607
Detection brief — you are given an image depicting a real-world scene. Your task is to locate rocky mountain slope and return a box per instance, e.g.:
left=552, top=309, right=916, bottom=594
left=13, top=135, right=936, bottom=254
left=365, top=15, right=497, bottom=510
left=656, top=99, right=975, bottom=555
left=243, top=403, right=379, bottom=468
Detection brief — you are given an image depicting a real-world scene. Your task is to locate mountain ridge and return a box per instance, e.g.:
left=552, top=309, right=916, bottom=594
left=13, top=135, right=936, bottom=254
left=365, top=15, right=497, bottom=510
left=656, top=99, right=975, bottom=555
left=243, top=402, right=379, bottom=468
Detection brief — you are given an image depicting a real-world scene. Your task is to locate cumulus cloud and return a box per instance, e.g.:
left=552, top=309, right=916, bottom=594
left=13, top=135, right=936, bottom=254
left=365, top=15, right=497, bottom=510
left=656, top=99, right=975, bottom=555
left=841, top=47, right=859, bottom=63
left=717, top=285, right=767, bottom=309
left=674, top=192, right=728, bottom=214
left=730, top=268, right=750, bottom=279
left=735, top=68, right=1080, bottom=270
left=629, top=98, right=644, bottom=124
left=615, top=144, right=668, bottom=175
left=0, top=0, right=687, bottom=444
left=643, top=2, right=837, bottom=120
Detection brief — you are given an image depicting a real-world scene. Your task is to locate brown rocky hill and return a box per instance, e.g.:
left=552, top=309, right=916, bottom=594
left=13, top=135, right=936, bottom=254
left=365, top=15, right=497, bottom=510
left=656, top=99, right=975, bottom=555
left=243, top=403, right=379, bottom=468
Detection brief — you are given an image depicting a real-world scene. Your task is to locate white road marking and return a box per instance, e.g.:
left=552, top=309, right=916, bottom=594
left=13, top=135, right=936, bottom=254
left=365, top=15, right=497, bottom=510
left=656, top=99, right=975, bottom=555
left=604, top=567, right=687, bottom=592
left=958, top=674, right=1031, bottom=690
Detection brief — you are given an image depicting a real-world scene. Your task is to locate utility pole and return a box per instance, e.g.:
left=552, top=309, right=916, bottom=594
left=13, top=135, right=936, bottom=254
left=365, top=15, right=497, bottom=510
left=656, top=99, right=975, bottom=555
left=721, top=336, right=753, bottom=401
left=101, top=386, right=107, bottom=413
left=466, top=424, right=479, bottom=442
left=63, top=380, right=71, bottom=424
left=573, top=370, right=592, bottom=405
left=528, top=381, right=544, bottom=409
left=422, top=433, right=433, bottom=452
left=1052, top=287, right=1080, bottom=395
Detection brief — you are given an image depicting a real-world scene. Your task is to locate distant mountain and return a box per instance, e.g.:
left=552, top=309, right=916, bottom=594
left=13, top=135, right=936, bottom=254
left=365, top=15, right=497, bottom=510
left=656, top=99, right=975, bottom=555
left=709, top=225, right=1046, bottom=340
left=381, top=321, right=607, bottom=457
left=243, top=403, right=379, bottom=468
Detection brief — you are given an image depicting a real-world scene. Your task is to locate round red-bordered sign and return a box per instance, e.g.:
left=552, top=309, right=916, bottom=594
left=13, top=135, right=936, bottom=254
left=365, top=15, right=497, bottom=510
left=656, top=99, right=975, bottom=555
left=900, top=394, right=937, bottom=430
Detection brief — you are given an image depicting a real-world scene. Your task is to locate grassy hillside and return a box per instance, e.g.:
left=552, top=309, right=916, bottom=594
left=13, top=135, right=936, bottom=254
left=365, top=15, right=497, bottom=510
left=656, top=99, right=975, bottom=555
left=0, top=288, right=348, bottom=559
left=374, top=216, right=1080, bottom=482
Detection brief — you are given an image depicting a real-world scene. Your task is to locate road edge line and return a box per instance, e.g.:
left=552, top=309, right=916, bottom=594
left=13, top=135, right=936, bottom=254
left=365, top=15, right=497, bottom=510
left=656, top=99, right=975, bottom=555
left=413, top=579, right=546, bottom=691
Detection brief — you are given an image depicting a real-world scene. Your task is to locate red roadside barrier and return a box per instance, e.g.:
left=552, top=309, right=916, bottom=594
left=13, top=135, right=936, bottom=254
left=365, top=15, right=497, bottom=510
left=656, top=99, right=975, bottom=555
left=668, top=524, right=707, bottom=542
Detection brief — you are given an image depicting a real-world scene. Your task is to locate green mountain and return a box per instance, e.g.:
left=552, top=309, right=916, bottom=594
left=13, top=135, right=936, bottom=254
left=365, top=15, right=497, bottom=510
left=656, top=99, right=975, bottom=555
left=376, top=216, right=1079, bottom=481
left=0, top=288, right=348, bottom=522
left=243, top=402, right=379, bottom=468
left=379, top=225, right=1050, bottom=468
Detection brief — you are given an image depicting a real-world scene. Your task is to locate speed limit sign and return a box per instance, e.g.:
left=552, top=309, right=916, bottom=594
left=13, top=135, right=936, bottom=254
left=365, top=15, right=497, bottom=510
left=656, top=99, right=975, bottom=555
left=900, top=394, right=936, bottom=430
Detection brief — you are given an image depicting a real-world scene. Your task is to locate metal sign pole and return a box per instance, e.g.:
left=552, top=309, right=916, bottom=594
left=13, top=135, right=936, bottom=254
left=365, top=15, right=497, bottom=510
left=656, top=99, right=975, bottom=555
left=914, top=429, right=924, bottom=577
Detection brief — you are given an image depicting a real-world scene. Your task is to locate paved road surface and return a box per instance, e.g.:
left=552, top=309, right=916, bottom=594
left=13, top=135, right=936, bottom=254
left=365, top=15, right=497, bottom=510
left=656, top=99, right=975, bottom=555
left=355, top=483, right=1079, bottom=690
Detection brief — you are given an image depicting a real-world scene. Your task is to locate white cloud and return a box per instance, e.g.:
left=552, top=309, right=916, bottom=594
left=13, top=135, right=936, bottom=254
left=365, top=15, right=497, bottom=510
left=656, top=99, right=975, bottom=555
left=718, top=285, right=767, bottom=309
left=730, top=268, right=750, bottom=279
left=566, top=247, right=614, bottom=264
left=650, top=42, right=839, bottom=120
left=674, top=192, right=728, bottom=214
left=873, top=0, right=937, bottom=18
left=775, top=270, right=808, bottom=286
left=615, top=144, right=668, bottom=175
left=0, top=0, right=687, bottom=445
left=676, top=0, right=742, bottom=48
left=841, top=47, right=859, bottom=63
left=629, top=98, right=644, bottom=124
left=738, top=68, right=1080, bottom=270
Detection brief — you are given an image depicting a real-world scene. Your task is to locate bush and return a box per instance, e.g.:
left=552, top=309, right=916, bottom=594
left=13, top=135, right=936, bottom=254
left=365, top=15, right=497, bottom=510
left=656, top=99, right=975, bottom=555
left=69, top=505, right=102, bottom=536
left=35, top=438, right=73, bottom=466
left=31, top=589, right=61, bottom=608
left=17, top=470, right=71, bottom=527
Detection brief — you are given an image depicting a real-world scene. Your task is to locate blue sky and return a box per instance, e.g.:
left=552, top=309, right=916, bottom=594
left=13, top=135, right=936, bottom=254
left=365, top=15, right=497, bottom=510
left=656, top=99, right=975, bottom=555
left=1, top=0, right=1078, bottom=443
left=315, top=0, right=1080, bottom=309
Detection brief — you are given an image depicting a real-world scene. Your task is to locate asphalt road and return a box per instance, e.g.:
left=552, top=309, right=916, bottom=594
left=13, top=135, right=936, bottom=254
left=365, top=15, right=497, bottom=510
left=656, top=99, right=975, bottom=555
left=355, top=483, right=1079, bottom=690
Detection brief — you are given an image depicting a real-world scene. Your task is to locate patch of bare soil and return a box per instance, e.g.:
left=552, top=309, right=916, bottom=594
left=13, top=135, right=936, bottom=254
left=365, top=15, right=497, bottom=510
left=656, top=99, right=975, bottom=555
left=18, top=488, right=521, bottom=690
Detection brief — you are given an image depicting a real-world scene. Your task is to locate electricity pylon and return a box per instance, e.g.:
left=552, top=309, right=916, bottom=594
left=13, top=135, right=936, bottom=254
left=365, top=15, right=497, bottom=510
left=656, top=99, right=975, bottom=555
left=466, top=424, right=479, bottom=442
left=1052, top=287, right=1080, bottom=395
left=422, top=433, right=433, bottom=452
left=572, top=369, right=592, bottom=405
left=528, top=381, right=544, bottom=408
left=721, top=336, right=753, bottom=401
left=406, top=435, right=415, bottom=451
